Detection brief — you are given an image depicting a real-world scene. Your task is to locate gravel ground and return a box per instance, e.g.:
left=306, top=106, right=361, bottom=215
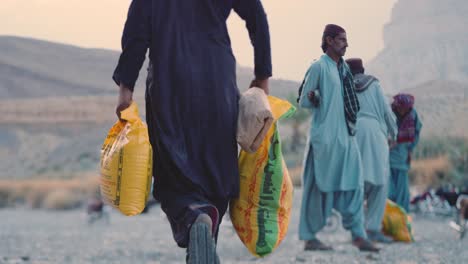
left=1, top=190, right=467, bottom=264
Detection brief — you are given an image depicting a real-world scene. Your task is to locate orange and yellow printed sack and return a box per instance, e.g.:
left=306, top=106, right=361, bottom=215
left=382, top=199, right=414, bottom=242
left=230, top=96, right=296, bottom=257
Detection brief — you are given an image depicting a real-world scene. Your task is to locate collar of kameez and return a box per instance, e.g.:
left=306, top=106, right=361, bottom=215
left=354, top=73, right=378, bottom=93
left=323, top=54, right=344, bottom=65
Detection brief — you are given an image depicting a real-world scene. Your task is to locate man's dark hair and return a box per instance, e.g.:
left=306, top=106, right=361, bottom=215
left=321, top=24, right=346, bottom=53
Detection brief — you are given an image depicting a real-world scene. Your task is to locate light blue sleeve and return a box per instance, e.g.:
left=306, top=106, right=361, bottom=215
left=409, top=109, right=423, bottom=151
left=376, top=82, right=397, bottom=141
left=299, top=62, right=321, bottom=109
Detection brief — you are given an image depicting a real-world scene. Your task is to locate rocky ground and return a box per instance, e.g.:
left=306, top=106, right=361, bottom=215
left=1, top=190, right=467, bottom=264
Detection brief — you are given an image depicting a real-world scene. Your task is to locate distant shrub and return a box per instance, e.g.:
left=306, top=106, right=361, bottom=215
left=43, top=189, right=82, bottom=210
left=0, top=176, right=99, bottom=209
left=0, top=186, right=12, bottom=207
left=409, top=156, right=451, bottom=191
left=410, top=137, right=467, bottom=190
left=26, top=189, right=48, bottom=209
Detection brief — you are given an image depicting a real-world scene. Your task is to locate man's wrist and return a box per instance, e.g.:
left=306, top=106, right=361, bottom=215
left=119, top=87, right=133, bottom=103
left=254, top=76, right=269, bottom=81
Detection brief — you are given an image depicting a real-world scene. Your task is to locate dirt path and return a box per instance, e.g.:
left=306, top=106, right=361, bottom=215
left=1, top=191, right=467, bottom=263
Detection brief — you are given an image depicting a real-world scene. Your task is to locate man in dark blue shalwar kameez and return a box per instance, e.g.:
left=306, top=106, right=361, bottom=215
left=113, top=1, right=271, bottom=263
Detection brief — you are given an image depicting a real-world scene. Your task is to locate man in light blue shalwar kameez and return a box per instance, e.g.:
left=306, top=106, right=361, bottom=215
left=389, top=94, right=423, bottom=212
left=346, top=58, right=397, bottom=243
left=298, top=24, right=379, bottom=252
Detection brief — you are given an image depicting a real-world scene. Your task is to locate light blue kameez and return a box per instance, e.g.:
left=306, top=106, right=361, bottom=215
left=298, top=54, right=366, bottom=240
left=354, top=76, right=397, bottom=231
left=299, top=55, right=363, bottom=192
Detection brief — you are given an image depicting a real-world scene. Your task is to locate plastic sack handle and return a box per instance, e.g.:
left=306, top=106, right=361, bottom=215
left=119, top=101, right=140, bottom=123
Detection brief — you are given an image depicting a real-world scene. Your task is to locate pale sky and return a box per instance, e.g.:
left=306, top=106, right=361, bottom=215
left=1, top=0, right=397, bottom=81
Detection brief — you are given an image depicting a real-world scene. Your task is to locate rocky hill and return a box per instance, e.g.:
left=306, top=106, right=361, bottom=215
left=367, top=0, right=468, bottom=92
left=0, top=36, right=299, bottom=178
left=400, top=80, right=467, bottom=138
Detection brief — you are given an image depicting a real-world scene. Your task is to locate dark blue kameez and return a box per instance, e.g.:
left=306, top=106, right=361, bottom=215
left=113, top=0, right=271, bottom=247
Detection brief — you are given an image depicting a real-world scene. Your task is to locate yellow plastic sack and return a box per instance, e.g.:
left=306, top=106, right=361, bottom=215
left=100, top=102, right=153, bottom=216
left=230, top=96, right=295, bottom=257
left=382, top=199, right=414, bottom=242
